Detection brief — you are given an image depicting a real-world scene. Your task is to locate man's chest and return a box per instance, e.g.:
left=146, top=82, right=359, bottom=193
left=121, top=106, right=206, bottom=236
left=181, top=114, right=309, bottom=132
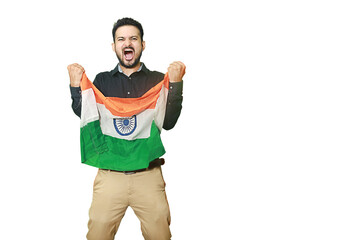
left=98, top=76, right=160, bottom=98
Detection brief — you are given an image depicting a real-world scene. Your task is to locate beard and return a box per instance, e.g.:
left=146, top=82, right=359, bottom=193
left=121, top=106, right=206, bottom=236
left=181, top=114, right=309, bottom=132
left=116, top=49, right=143, bottom=69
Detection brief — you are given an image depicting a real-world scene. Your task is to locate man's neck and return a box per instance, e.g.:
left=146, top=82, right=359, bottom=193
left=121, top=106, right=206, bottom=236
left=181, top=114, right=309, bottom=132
left=119, top=63, right=142, bottom=77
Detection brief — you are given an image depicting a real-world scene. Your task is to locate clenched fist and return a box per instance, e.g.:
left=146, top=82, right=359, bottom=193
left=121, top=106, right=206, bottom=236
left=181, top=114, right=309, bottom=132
left=168, top=61, right=186, bottom=83
left=67, top=63, right=85, bottom=87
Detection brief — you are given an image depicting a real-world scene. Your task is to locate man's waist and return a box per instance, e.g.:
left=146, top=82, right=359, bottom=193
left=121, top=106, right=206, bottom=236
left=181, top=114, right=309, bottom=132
left=100, top=158, right=165, bottom=175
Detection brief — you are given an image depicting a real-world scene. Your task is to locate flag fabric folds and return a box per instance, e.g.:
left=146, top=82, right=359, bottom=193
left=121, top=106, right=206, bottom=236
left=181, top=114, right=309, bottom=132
left=79, top=73, right=169, bottom=171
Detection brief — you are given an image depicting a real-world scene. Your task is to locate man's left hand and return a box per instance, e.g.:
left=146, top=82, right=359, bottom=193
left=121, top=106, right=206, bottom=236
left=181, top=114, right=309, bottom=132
left=168, top=61, right=186, bottom=83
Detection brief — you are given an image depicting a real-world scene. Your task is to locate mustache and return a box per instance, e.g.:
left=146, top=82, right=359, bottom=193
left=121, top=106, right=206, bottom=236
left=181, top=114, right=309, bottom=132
left=123, top=47, right=135, bottom=51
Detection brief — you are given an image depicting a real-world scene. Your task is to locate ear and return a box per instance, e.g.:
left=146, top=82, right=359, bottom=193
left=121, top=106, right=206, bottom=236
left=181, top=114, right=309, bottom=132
left=142, top=41, right=146, bottom=51
left=111, top=42, right=115, bottom=52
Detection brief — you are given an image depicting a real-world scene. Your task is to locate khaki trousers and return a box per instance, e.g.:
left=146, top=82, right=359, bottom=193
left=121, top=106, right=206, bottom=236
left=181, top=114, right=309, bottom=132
left=86, top=166, right=171, bottom=240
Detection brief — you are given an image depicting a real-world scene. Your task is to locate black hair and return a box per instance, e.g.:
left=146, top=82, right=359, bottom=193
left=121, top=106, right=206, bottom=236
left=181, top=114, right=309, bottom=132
left=112, top=17, right=144, bottom=42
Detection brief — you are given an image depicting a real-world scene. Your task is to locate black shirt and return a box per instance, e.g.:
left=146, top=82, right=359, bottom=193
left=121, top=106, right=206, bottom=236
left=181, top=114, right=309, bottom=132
left=70, top=64, right=183, bottom=130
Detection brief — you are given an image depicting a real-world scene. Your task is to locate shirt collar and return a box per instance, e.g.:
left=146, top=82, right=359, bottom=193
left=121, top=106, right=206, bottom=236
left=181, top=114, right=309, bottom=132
left=111, top=63, right=148, bottom=76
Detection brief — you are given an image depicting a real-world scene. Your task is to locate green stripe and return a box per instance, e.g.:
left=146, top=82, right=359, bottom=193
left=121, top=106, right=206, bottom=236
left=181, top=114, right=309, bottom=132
left=80, top=120, right=165, bottom=171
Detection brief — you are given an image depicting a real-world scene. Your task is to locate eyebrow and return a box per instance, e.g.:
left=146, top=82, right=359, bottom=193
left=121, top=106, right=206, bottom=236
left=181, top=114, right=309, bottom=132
left=117, top=35, right=139, bottom=39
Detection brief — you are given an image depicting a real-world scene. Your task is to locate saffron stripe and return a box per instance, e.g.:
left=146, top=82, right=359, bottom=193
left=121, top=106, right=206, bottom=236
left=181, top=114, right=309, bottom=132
left=80, top=73, right=169, bottom=117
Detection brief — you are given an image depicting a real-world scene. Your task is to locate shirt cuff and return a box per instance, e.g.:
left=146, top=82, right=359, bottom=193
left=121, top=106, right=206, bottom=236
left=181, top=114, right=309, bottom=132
left=70, top=85, right=81, bottom=97
left=169, top=81, right=183, bottom=95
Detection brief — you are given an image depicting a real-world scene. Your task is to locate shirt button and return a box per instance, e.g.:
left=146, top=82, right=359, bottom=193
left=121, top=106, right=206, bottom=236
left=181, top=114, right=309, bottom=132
left=127, top=92, right=130, bottom=95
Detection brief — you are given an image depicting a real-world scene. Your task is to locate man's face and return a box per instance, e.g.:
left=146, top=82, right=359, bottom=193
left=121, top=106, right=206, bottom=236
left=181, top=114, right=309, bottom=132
left=112, top=25, right=145, bottom=69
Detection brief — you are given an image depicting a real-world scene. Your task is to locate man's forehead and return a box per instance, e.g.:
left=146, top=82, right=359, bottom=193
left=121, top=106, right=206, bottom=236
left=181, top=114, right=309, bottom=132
left=115, top=25, right=141, bottom=37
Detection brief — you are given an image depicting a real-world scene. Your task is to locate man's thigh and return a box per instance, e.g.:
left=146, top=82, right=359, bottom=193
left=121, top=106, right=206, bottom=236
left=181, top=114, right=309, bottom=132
left=130, top=167, right=171, bottom=240
left=87, top=170, right=129, bottom=240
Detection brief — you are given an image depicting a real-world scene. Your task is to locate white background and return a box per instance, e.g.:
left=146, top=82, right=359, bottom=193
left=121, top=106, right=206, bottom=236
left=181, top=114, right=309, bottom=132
left=0, top=0, right=359, bottom=239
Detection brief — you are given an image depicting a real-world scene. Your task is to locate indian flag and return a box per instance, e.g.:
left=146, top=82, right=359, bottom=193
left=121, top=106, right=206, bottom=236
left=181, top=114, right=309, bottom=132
left=80, top=73, right=169, bottom=171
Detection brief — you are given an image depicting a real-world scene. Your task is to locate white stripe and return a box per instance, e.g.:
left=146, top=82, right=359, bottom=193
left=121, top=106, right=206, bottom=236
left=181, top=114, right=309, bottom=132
left=80, top=89, right=99, bottom=128
left=97, top=104, right=154, bottom=140
left=154, top=86, right=168, bottom=132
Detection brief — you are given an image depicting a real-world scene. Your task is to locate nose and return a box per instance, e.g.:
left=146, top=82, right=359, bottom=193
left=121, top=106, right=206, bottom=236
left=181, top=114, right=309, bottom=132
left=124, top=38, right=132, bottom=47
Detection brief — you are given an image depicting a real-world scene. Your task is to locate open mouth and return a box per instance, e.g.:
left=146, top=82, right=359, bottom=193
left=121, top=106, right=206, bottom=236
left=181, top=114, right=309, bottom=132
left=123, top=48, right=134, bottom=61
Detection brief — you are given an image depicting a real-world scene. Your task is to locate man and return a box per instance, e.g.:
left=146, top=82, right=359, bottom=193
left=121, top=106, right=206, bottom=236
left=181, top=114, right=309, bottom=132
left=68, top=17, right=185, bottom=240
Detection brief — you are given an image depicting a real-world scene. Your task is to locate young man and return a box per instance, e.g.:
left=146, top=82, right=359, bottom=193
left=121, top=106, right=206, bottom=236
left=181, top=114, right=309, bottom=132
left=68, top=17, right=185, bottom=240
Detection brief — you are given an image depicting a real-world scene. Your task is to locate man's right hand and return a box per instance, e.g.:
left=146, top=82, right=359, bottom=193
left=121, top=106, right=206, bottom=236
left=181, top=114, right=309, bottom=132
left=67, top=63, right=85, bottom=87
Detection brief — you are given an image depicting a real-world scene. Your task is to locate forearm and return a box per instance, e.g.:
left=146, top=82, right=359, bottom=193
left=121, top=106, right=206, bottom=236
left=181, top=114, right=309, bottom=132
left=163, top=81, right=183, bottom=130
left=70, top=86, right=82, bottom=118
